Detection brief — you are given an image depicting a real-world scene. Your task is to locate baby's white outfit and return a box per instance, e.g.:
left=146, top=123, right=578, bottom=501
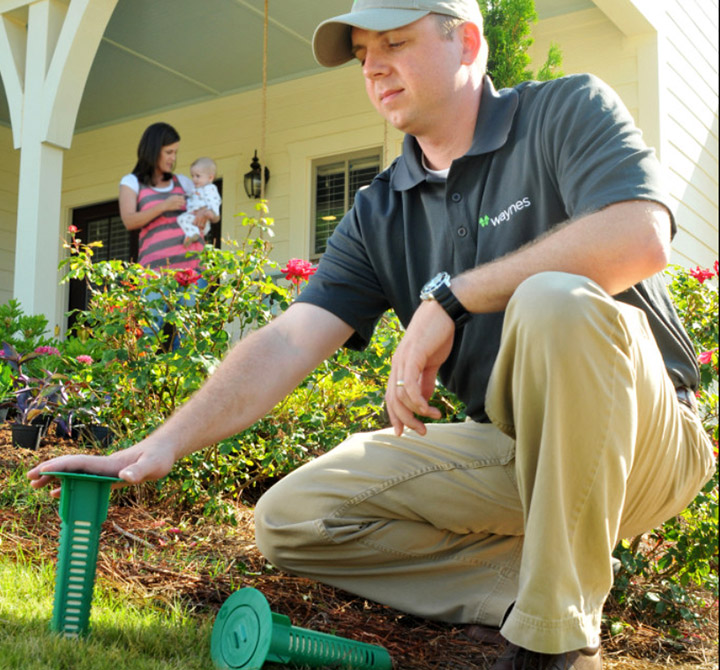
left=177, top=182, right=221, bottom=243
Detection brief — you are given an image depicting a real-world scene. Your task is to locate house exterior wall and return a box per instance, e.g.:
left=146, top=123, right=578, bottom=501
left=528, top=3, right=719, bottom=268
left=55, top=66, right=404, bottom=332
left=659, top=0, right=718, bottom=268
left=61, top=66, right=402, bottom=264
left=0, top=126, right=18, bottom=307
left=0, top=2, right=716, bottom=325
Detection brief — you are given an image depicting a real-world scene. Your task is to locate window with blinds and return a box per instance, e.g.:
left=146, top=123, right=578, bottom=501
left=87, top=214, right=133, bottom=262
left=313, top=149, right=382, bottom=257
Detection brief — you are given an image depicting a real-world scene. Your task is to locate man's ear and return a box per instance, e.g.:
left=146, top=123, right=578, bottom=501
left=460, top=21, right=482, bottom=65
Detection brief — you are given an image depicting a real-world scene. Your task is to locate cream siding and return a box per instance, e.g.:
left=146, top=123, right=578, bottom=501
left=528, top=3, right=719, bottom=268
left=660, top=0, right=718, bottom=267
left=528, top=9, right=643, bottom=123
left=0, top=126, right=18, bottom=306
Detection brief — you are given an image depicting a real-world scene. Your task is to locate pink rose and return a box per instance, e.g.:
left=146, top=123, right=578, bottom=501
left=76, top=355, right=94, bottom=365
left=698, top=350, right=716, bottom=365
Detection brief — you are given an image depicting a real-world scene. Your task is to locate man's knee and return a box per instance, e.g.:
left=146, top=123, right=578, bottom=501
left=508, top=272, right=608, bottom=333
left=253, top=474, right=328, bottom=571
left=254, top=481, right=294, bottom=568
left=512, top=271, right=596, bottom=311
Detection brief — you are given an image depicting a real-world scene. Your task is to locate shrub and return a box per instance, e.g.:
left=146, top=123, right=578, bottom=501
left=59, top=204, right=290, bottom=447
left=56, top=203, right=464, bottom=518
left=0, top=299, right=54, bottom=353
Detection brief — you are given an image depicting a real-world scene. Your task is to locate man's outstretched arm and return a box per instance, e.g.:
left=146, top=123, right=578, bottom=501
left=28, top=303, right=354, bottom=496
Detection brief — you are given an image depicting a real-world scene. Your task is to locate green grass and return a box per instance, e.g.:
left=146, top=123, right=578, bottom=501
left=0, top=554, right=214, bottom=670
left=0, top=466, right=54, bottom=513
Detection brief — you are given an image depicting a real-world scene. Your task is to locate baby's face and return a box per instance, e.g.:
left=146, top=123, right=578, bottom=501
left=190, top=167, right=214, bottom=188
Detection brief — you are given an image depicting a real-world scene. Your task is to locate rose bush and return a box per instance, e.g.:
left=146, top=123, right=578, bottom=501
left=59, top=203, right=291, bottom=455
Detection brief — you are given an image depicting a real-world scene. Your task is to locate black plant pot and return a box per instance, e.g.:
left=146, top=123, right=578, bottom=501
left=11, top=423, right=42, bottom=450
left=89, top=424, right=114, bottom=448
left=31, top=414, right=53, bottom=437
left=54, top=421, right=72, bottom=439
left=73, top=423, right=114, bottom=448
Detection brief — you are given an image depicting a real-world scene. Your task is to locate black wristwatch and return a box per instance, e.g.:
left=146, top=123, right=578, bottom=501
left=419, top=272, right=471, bottom=327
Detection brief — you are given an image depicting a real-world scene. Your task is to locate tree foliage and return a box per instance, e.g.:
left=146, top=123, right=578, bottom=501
left=479, top=0, right=564, bottom=88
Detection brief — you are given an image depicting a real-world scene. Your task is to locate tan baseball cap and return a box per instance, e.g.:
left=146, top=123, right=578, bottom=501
left=312, top=0, right=484, bottom=67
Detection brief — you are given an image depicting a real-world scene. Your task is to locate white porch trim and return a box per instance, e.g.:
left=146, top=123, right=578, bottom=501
left=0, top=0, right=117, bottom=329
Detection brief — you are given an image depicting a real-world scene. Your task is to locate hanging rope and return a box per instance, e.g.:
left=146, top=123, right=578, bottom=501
left=261, top=0, right=268, bottom=199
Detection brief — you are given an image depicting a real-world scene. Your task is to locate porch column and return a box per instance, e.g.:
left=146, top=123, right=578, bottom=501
left=0, top=0, right=118, bottom=330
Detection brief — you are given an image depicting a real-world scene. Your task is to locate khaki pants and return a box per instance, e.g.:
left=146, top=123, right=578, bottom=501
left=254, top=272, right=714, bottom=654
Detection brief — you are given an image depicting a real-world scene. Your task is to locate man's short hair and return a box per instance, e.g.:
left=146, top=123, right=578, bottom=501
left=433, top=14, right=488, bottom=73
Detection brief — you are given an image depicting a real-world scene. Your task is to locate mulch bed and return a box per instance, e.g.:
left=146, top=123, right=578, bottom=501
left=1, top=426, right=717, bottom=669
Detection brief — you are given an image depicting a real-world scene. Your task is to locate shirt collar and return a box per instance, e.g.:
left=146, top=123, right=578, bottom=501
left=390, top=75, right=519, bottom=191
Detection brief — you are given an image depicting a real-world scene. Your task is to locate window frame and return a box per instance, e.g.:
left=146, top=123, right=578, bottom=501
left=310, top=147, right=382, bottom=259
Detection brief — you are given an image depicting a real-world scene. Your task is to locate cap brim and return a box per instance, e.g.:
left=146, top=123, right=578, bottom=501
left=312, top=8, right=430, bottom=67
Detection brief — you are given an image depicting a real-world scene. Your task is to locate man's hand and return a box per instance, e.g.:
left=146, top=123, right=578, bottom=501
left=27, top=439, right=176, bottom=498
left=386, top=300, right=455, bottom=436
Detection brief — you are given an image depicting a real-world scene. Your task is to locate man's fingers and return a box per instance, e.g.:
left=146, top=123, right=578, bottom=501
left=118, top=466, right=143, bottom=483
left=387, top=391, right=428, bottom=436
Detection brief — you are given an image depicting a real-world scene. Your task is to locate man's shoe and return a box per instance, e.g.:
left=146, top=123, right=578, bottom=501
left=464, top=623, right=504, bottom=645
left=490, top=642, right=602, bottom=670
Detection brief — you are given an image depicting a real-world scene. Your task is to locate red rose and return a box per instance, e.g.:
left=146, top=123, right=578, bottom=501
left=689, top=266, right=715, bottom=284
left=68, top=224, right=79, bottom=234
left=280, top=258, right=317, bottom=285
left=175, top=269, right=202, bottom=286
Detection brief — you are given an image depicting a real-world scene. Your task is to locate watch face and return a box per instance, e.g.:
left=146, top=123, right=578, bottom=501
left=421, top=272, right=451, bottom=300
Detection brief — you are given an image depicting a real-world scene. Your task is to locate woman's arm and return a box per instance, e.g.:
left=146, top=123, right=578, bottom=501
left=119, top=184, right=186, bottom=231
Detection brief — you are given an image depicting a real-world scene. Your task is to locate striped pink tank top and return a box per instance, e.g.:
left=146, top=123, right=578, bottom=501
left=137, top=176, right=203, bottom=270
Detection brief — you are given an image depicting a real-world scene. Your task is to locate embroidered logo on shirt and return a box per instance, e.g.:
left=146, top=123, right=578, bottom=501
left=479, top=197, right=532, bottom=228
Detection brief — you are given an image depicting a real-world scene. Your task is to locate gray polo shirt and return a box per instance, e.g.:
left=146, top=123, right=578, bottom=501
left=296, top=74, right=699, bottom=422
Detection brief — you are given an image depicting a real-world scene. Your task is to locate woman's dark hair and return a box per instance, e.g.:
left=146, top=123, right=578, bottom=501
left=132, top=122, right=181, bottom=185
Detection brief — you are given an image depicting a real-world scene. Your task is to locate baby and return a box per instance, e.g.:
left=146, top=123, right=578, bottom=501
left=177, top=157, right=222, bottom=247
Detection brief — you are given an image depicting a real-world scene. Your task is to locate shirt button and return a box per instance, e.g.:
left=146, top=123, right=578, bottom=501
left=457, top=226, right=468, bottom=237
left=451, top=192, right=462, bottom=202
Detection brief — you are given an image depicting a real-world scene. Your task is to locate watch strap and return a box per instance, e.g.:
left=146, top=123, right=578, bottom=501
left=433, top=283, right=471, bottom=327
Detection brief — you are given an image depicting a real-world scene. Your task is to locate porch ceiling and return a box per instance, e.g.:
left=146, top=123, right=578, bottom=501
left=0, top=0, right=593, bottom=135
